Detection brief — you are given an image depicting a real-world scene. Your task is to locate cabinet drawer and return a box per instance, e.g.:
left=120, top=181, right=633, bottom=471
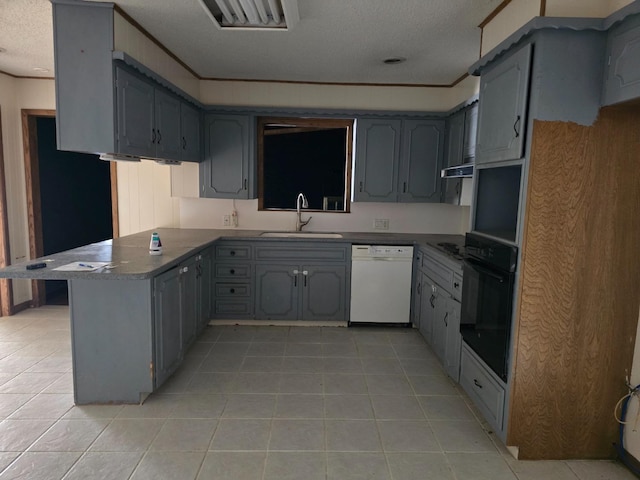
left=215, top=283, right=251, bottom=298
left=255, top=245, right=348, bottom=262
left=214, top=300, right=253, bottom=316
left=214, top=264, right=251, bottom=279
left=459, top=345, right=505, bottom=431
left=215, top=244, right=252, bottom=260
left=452, top=273, right=463, bottom=301
left=422, top=253, right=453, bottom=292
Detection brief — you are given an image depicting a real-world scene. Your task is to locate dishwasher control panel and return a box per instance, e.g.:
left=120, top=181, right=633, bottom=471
left=352, top=245, right=414, bottom=259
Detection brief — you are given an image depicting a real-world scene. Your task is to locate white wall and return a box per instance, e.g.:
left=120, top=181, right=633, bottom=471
left=546, top=0, right=634, bottom=17
left=179, top=198, right=469, bottom=235
left=200, top=75, right=480, bottom=112
left=0, top=74, right=56, bottom=305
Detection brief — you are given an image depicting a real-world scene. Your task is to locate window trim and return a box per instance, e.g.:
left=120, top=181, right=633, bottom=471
left=257, top=116, right=353, bottom=213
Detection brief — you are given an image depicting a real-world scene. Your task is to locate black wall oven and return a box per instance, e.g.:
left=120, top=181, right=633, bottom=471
left=460, top=233, right=518, bottom=382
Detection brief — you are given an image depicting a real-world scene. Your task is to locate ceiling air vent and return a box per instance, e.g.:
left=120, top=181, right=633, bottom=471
left=199, top=0, right=299, bottom=30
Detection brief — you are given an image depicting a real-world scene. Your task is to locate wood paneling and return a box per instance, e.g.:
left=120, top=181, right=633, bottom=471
left=22, top=109, right=54, bottom=308
left=0, top=108, right=13, bottom=316
left=508, top=108, right=640, bottom=459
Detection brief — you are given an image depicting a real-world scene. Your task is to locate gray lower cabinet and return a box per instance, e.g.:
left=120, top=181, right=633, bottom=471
left=475, top=43, right=532, bottom=164
left=255, top=264, right=347, bottom=321
left=201, top=114, right=254, bottom=199
left=154, top=251, right=211, bottom=388
left=354, top=117, right=444, bottom=203
left=443, top=296, right=462, bottom=381
left=197, top=248, right=213, bottom=332
left=253, top=242, right=350, bottom=321
left=212, top=241, right=254, bottom=318
left=413, top=247, right=463, bottom=381
left=603, top=14, right=640, bottom=106
left=153, top=267, right=183, bottom=388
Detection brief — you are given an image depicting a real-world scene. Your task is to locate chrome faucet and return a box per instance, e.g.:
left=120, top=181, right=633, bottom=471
left=295, top=193, right=312, bottom=231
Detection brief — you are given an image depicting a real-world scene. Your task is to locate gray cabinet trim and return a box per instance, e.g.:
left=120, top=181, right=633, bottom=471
left=113, top=51, right=203, bottom=108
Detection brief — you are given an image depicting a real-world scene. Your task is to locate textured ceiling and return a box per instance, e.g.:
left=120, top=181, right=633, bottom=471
left=0, top=0, right=503, bottom=84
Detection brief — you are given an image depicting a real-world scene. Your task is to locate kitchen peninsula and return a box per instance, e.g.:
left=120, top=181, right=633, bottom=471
left=0, top=228, right=464, bottom=405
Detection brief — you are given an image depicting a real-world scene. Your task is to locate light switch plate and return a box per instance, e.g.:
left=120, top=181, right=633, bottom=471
left=374, top=218, right=389, bottom=230
left=223, top=215, right=231, bottom=226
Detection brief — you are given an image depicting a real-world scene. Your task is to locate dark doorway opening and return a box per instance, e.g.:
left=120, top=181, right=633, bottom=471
left=33, top=116, right=113, bottom=305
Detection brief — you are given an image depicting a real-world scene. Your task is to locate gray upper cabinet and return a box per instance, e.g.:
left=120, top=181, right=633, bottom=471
left=354, top=118, right=401, bottom=202
left=181, top=103, right=202, bottom=162
left=475, top=44, right=532, bottom=164
left=462, top=103, right=478, bottom=160
left=201, top=114, right=254, bottom=199
left=52, top=1, right=202, bottom=162
left=603, top=14, right=640, bottom=106
left=354, top=117, right=443, bottom=203
left=116, top=67, right=155, bottom=157
left=399, top=120, right=444, bottom=203
left=116, top=66, right=193, bottom=161
left=154, top=89, right=182, bottom=160
left=445, top=111, right=465, bottom=168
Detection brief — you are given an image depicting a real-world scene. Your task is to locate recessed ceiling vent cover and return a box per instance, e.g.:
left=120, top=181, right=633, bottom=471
left=199, top=0, right=299, bottom=31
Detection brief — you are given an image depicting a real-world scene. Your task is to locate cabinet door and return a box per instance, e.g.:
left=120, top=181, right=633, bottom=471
left=154, top=89, right=182, bottom=160
left=431, top=290, right=448, bottom=364
left=603, top=16, right=640, bottom=106
left=255, top=264, right=299, bottom=320
left=444, top=298, right=462, bottom=381
left=201, top=114, right=251, bottom=199
left=180, top=258, right=199, bottom=350
left=411, top=254, right=422, bottom=328
left=398, top=119, right=444, bottom=203
left=181, top=102, right=202, bottom=162
left=462, top=103, right=478, bottom=160
left=153, top=267, right=182, bottom=388
left=418, top=274, right=436, bottom=343
left=301, top=265, right=346, bottom=321
left=354, top=118, right=401, bottom=202
left=197, top=249, right=213, bottom=333
left=445, top=112, right=465, bottom=167
left=116, top=67, right=155, bottom=157
left=475, top=44, right=532, bottom=164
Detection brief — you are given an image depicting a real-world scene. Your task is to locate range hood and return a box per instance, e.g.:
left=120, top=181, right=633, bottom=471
left=441, top=163, right=474, bottom=178
left=99, top=153, right=141, bottom=163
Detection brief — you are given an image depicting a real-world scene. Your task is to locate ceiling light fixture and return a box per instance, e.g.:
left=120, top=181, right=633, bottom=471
left=383, top=57, right=407, bottom=65
left=32, top=67, right=50, bottom=73
left=199, top=0, right=299, bottom=30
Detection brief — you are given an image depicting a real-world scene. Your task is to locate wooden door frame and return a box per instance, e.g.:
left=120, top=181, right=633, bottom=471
left=0, top=108, right=14, bottom=316
left=21, top=109, right=119, bottom=309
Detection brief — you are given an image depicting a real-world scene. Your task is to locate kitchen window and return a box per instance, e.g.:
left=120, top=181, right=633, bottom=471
left=257, top=117, right=353, bottom=212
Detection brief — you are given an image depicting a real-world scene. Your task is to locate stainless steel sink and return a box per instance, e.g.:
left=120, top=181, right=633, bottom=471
left=260, top=232, right=344, bottom=238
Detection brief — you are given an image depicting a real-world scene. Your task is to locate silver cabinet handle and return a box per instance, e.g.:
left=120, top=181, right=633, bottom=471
left=474, top=379, right=483, bottom=389
left=443, top=312, right=448, bottom=327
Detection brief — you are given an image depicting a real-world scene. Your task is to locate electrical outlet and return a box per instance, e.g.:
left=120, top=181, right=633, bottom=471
left=223, top=215, right=231, bottom=226
left=374, top=218, right=389, bottom=230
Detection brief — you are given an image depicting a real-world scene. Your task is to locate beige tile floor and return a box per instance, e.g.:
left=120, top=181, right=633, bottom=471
left=0, top=305, right=635, bottom=479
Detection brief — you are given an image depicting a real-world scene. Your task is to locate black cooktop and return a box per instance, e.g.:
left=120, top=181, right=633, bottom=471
left=433, top=242, right=465, bottom=261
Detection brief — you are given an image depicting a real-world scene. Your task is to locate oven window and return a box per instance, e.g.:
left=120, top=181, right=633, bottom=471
left=460, top=260, right=514, bottom=381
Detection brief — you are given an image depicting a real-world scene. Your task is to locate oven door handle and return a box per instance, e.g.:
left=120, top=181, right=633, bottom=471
left=463, top=259, right=507, bottom=283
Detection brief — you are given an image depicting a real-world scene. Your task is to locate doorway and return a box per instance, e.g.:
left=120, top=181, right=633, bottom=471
left=22, top=110, right=117, bottom=308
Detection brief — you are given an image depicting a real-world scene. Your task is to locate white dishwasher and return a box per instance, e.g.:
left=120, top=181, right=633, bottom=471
left=350, top=245, right=414, bottom=324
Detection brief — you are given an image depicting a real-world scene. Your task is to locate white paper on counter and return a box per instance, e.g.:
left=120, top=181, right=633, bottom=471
left=53, top=261, right=112, bottom=272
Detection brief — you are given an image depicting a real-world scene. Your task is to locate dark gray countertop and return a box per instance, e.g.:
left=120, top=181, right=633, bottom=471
left=0, top=228, right=466, bottom=281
